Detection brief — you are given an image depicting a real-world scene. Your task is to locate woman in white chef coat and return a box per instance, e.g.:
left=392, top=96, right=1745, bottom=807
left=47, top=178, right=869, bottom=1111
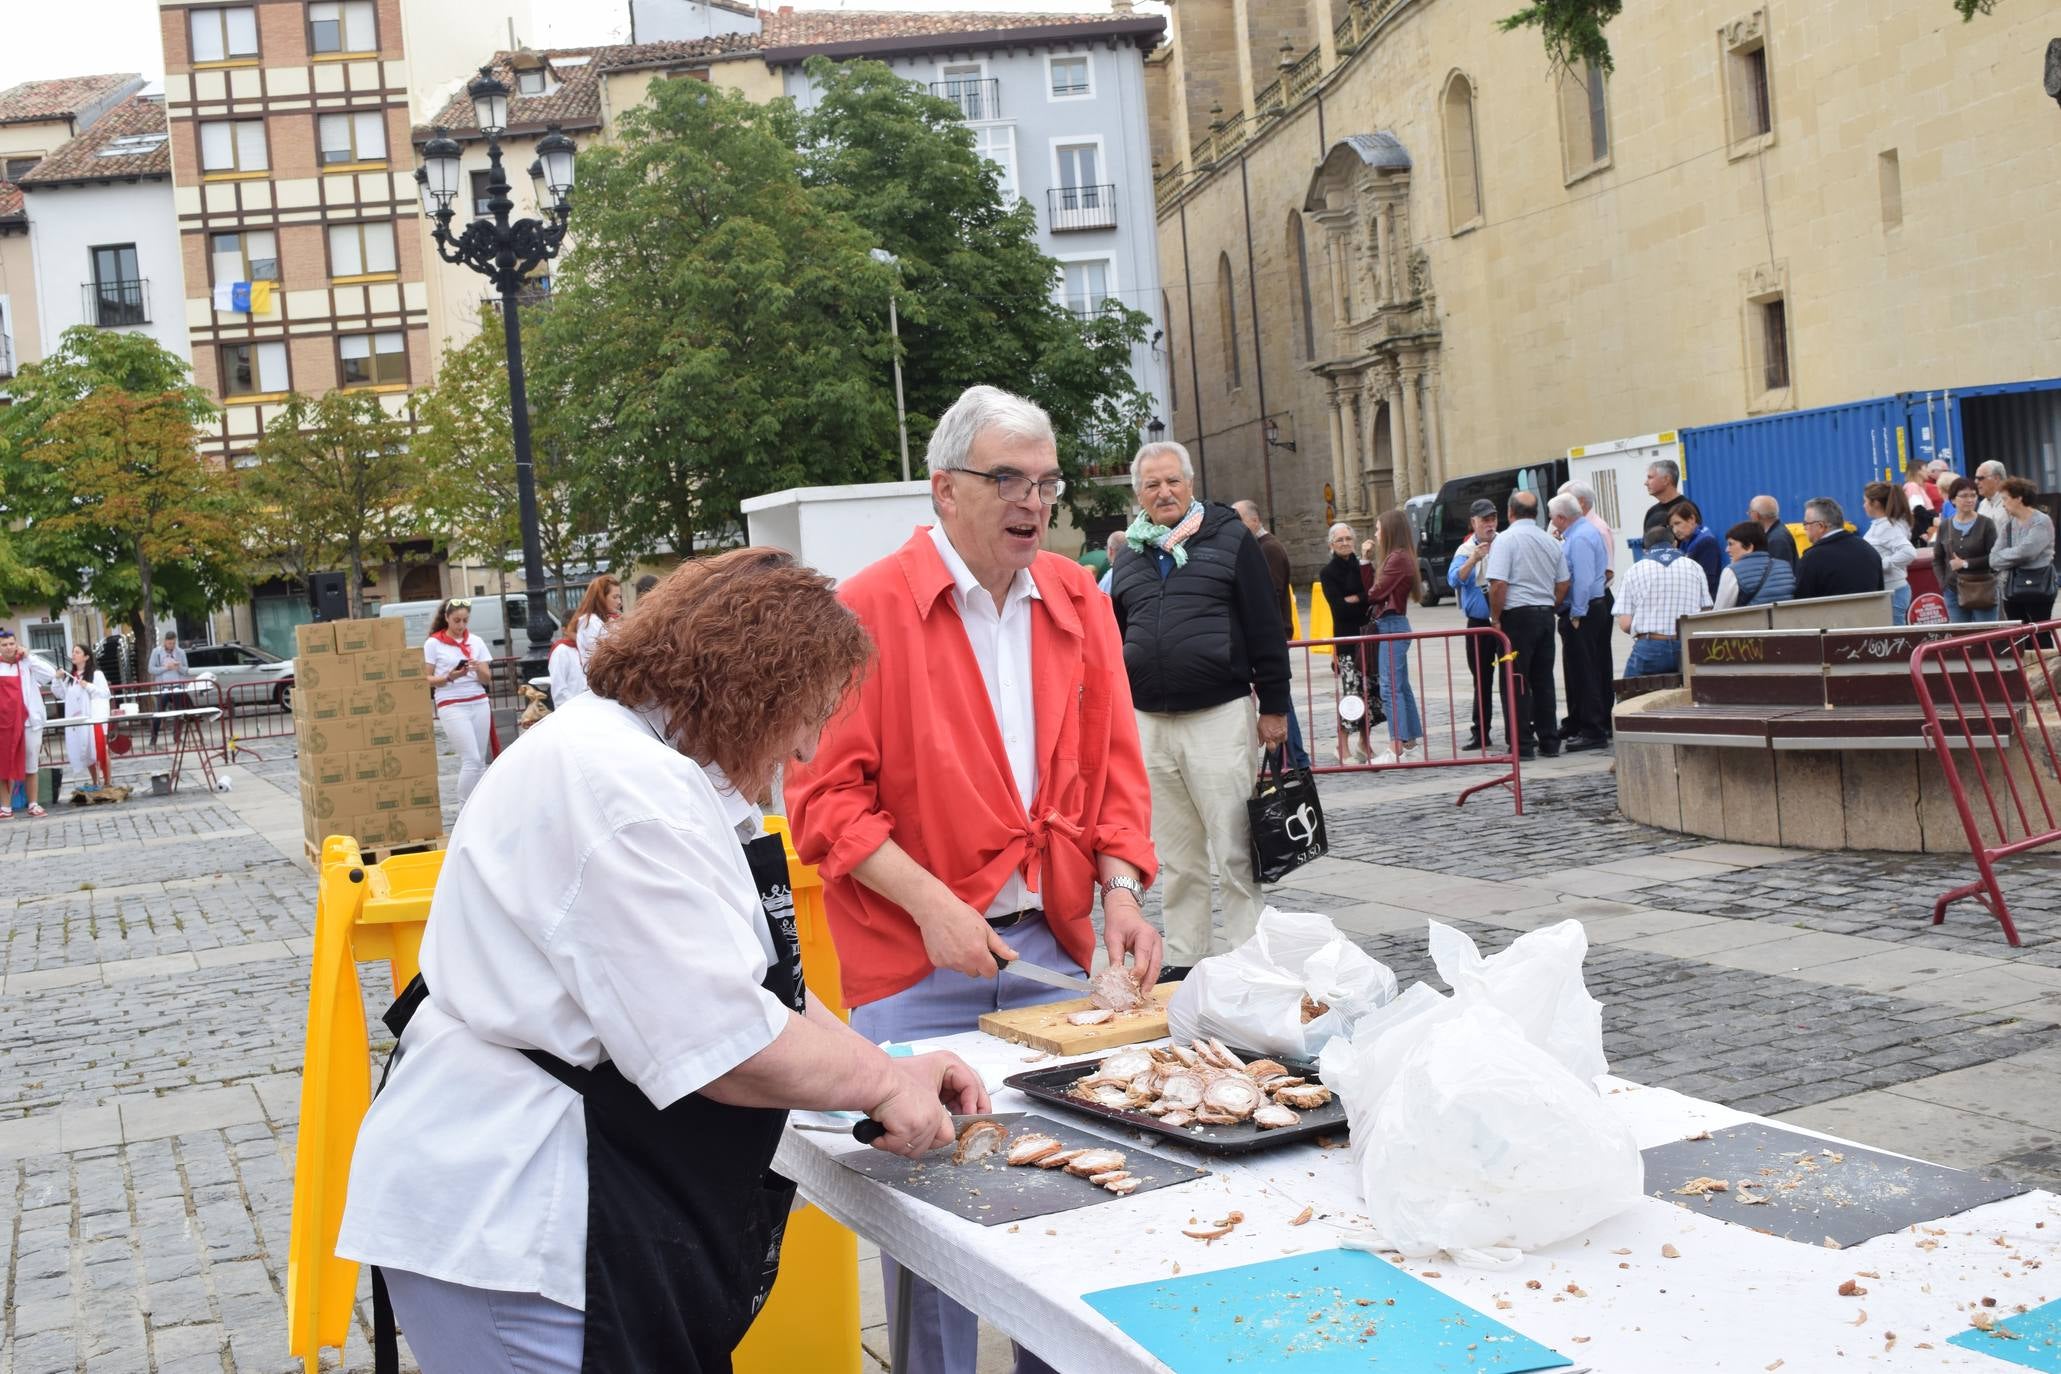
left=62, top=643, right=113, bottom=791
left=422, top=599, right=494, bottom=804
left=338, top=549, right=987, bottom=1374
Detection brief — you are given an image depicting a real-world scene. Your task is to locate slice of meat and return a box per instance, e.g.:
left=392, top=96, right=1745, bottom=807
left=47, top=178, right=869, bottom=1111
left=1088, top=1170, right=1130, bottom=1186
left=951, top=1120, right=1009, bottom=1165
left=1036, top=1149, right=1086, bottom=1170
left=1005, top=1134, right=1062, bottom=1167
left=1064, top=1148, right=1128, bottom=1176
left=1066, top=1009, right=1114, bottom=1026
left=1104, top=1177, right=1142, bottom=1195
left=1089, top=965, right=1149, bottom=1012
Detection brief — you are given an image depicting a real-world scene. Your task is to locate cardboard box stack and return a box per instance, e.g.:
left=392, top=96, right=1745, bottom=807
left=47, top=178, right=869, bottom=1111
left=293, top=617, right=442, bottom=854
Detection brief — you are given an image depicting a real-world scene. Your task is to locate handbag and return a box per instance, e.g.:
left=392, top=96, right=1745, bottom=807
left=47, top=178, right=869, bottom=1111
left=1957, top=571, right=1998, bottom=610
left=1999, top=517, right=2058, bottom=601
left=1247, top=748, right=1328, bottom=884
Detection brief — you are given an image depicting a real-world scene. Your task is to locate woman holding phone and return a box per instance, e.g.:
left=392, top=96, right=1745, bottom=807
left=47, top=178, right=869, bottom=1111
left=424, top=599, right=495, bottom=804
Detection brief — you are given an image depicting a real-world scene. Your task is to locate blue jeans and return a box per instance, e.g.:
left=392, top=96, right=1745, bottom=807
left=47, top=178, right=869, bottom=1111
left=1943, top=578, right=2000, bottom=623
left=1284, top=697, right=1312, bottom=769
left=1890, top=584, right=1912, bottom=625
left=1375, top=614, right=1421, bottom=742
left=1624, top=637, right=1680, bottom=677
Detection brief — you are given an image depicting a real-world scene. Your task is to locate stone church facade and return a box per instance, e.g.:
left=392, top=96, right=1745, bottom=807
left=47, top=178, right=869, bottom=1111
left=1149, top=0, right=2061, bottom=553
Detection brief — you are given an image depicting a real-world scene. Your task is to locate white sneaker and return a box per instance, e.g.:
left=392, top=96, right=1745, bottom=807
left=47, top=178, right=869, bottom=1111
left=1370, top=749, right=1401, bottom=765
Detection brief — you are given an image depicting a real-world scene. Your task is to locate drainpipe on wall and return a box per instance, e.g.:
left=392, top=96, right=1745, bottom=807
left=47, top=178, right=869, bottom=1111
left=1176, top=198, right=1209, bottom=497
left=1238, top=153, right=1276, bottom=525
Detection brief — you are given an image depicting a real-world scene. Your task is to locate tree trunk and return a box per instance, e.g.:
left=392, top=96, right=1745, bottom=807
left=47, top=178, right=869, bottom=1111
left=137, top=543, right=157, bottom=641
left=347, top=540, right=367, bottom=619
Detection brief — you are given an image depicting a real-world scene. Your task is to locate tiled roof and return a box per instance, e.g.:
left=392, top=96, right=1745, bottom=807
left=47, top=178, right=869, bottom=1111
left=15, top=95, right=170, bottom=188
left=758, top=8, right=1133, bottom=46
left=419, top=36, right=764, bottom=140
left=0, top=181, right=22, bottom=223
left=0, top=73, right=138, bottom=127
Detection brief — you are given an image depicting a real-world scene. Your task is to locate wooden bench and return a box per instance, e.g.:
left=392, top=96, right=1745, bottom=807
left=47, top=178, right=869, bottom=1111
left=1615, top=625, right=2030, bottom=751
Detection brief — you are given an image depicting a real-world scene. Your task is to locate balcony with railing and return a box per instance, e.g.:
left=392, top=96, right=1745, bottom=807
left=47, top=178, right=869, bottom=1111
left=929, top=78, right=1001, bottom=121
left=1048, top=184, right=1118, bottom=232
left=84, top=279, right=150, bottom=328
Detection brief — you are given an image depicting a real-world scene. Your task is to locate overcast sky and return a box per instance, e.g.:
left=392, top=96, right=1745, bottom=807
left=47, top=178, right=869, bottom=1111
left=0, top=0, right=1161, bottom=91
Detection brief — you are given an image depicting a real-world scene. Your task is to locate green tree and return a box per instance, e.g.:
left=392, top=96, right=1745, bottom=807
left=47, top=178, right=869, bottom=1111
left=534, top=77, right=899, bottom=561
left=412, top=309, right=588, bottom=613
left=1503, top=0, right=1996, bottom=71
left=0, top=467, right=60, bottom=612
left=245, top=391, right=422, bottom=618
left=796, top=57, right=1151, bottom=514
left=0, top=326, right=240, bottom=631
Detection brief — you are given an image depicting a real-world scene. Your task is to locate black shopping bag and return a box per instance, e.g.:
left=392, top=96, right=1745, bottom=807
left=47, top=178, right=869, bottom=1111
left=1247, top=749, right=1328, bottom=884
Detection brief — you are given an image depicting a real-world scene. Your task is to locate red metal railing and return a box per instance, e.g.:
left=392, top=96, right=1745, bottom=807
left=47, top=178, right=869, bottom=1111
left=1292, top=625, right=1523, bottom=813
left=216, top=678, right=299, bottom=762
left=1908, top=620, right=2061, bottom=946
left=37, top=675, right=227, bottom=787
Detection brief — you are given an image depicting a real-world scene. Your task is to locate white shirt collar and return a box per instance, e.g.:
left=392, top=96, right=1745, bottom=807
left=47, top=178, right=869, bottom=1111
left=633, top=702, right=762, bottom=838
left=929, top=524, right=1041, bottom=613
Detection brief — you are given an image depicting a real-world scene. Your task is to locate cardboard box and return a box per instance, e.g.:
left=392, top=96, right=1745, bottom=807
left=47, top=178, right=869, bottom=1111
left=294, top=686, right=357, bottom=726
left=373, top=743, right=438, bottom=781
left=303, top=780, right=377, bottom=822
left=365, top=617, right=406, bottom=655
left=343, top=749, right=390, bottom=784
left=295, top=716, right=366, bottom=757
left=362, top=711, right=433, bottom=750
left=339, top=683, right=401, bottom=722
left=298, top=752, right=351, bottom=789
left=354, top=650, right=399, bottom=686
left=295, top=653, right=360, bottom=693
left=390, top=651, right=426, bottom=682
left=378, top=775, right=442, bottom=814
left=294, top=622, right=337, bottom=657
left=333, top=619, right=379, bottom=655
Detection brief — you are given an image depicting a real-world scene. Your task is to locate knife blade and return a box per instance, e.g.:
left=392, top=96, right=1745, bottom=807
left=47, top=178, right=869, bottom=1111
left=795, top=1111, right=1028, bottom=1146
left=993, top=955, right=1092, bottom=994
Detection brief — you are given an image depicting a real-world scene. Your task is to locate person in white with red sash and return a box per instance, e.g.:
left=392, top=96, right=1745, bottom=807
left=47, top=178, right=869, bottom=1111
left=424, top=599, right=496, bottom=804
left=0, top=628, right=56, bottom=818
left=571, top=574, right=623, bottom=673
left=62, top=643, right=113, bottom=792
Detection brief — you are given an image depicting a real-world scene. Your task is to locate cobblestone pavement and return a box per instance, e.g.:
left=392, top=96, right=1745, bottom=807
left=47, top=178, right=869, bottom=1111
left=5, top=683, right=2061, bottom=1372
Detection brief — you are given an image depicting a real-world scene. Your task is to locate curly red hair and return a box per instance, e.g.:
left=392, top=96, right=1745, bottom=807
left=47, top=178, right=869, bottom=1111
left=585, top=548, right=872, bottom=799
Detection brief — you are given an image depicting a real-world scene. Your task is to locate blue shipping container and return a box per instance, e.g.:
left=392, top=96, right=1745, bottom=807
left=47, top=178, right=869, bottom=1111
left=1680, top=396, right=1908, bottom=531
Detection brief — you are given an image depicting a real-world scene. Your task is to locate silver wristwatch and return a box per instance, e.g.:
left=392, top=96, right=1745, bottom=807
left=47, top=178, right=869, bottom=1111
left=1100, top=875, right=1144, bottom=903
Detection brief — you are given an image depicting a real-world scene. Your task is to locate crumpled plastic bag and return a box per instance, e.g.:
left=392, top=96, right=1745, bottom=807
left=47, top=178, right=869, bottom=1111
left=1316, top=922, right=1641, bottom=1267
left=1167, top=907, right=1397, bottom=1059
left=1428, top=919, right=1608, bottom=1083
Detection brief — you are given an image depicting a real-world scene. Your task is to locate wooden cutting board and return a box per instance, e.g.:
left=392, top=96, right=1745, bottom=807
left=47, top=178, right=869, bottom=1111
left=978, top=982, right=1178, bottom=1054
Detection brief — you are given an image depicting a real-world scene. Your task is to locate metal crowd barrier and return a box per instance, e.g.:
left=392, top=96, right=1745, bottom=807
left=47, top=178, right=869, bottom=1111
left=1908, top=620, right=2061, bottom=947
left=1291, top=625, right=1524, bottom=813
left=216, top=677, right=299, bottom=762
left=38, top=675, right=227, bottom=768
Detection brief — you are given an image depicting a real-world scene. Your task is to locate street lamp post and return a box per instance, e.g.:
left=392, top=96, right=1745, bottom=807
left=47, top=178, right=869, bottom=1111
left=416, top=67, right=575, bottom=681
left=869, top=248, right=911, bottom=481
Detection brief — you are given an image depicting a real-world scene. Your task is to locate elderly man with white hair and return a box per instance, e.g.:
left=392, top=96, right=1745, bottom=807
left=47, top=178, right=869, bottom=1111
left=789, top=385, right=1159, bottom=1374
left=1976, top=461, right=2010, bottom=526
left=1110, top=440, right=1291, bottom=972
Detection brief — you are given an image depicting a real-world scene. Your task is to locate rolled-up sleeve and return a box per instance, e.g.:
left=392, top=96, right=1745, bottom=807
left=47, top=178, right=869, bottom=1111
left=550, top=818, right=791, bottom=1111
left=785, top=670, right=894, bottom=882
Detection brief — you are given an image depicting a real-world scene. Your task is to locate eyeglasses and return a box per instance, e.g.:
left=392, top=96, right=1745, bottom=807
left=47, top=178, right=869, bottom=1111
left=448, top=598, right=473, bottom=609
left=1803, top=519, right=1829, bottom=531
left=956, top=466, right=1066, bottom=506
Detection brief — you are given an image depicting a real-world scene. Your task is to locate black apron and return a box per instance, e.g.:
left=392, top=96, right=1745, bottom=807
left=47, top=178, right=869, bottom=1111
left=373, top=830, right=806, bottom=1374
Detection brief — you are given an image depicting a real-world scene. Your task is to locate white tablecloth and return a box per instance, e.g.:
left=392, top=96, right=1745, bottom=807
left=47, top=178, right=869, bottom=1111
left=776, top=1030, right=2061, bottom=1373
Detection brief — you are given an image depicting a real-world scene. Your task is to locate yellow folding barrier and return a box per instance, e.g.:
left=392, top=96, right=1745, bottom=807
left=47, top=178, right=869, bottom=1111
left=286, top=824, right=861, bottom=1374
left=1306, top=581, right=1334, bottom=654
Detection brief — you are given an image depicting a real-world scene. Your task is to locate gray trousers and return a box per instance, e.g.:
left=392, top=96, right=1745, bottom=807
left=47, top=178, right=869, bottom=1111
left=848, top=914, right=1078, bottom=1374
left=382, top=1266, right=583, bottom=1374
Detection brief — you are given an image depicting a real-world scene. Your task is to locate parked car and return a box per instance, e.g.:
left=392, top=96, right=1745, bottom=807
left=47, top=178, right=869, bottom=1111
left=1417, top=459, right=1571, bottom=606
left=185, top=642, right=296, bottom=710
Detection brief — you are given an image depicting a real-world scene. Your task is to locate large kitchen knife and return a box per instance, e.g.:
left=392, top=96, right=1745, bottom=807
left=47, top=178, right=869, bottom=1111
left=993, top=955, right=1092, bottom=995
left=795, top=1111, right=1028, bottom=1146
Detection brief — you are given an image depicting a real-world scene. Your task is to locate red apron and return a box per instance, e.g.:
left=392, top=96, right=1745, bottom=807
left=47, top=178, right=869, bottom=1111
left=0, top=667, right=28, bottom=785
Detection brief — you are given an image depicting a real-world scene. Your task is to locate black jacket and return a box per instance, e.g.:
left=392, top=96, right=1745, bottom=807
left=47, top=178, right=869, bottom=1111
left=1112, top=502, right=1293, bottom=715
left=1793, top=528, right=1885, bottom=600
left=1766, top=520, right=1800, bottom=566
left=1319, top=553, right=1368, bottom=640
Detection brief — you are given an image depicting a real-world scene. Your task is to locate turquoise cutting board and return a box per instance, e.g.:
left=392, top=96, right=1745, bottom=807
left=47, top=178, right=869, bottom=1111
left=1948, top=1295, right=2061, bottom=1372
left=1083, top=1249, right=1574, bottom=1373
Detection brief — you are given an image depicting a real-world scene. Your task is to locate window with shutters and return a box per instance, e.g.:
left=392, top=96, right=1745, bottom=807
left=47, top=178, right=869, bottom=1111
left=198, top=119, right=269, bottom=177
left=219, top=341, right=289, bottom=399
left=327, top=220, right=399, bottom=279
left=309, top=0, right=377, bottom=57
left=189, top=7, right=259, bottom=64
left=210, top=230, right=279, bottom=285
left=339, top=331, right=407, bottom=389
left=317, top=111, right=388, bottom=167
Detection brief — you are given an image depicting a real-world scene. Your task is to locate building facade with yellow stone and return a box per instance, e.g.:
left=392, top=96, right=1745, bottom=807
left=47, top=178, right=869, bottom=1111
left=1149, top=0, right=2061, bottom=554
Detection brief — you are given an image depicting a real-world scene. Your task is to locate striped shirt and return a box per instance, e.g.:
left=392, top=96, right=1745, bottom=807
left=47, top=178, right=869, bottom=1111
left=1616, top=551, right=1712, bottom=636
left=1482, top=518, right=1570, bottom=609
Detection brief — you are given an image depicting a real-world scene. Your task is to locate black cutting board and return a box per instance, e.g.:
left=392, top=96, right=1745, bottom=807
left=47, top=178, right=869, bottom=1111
left=1643, top=1121, right=2028, bottom=1248
left=832, top=1112, right=1210, bottom=1226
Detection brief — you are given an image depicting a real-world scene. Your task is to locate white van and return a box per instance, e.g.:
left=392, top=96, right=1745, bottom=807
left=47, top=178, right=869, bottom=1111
left=377, top=596, right=557, bottom=659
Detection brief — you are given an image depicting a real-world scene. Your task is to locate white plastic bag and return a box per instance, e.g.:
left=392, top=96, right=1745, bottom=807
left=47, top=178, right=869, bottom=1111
left=1167, top=907, right=1397, bottom=1059
left=1340, top=1002, right=1643, bottom=1263
left=1428, top=918, right=1608, bottom=1083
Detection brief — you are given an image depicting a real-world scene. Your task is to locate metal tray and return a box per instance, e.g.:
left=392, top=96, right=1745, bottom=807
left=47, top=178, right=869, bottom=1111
left=1002, top=1047, right=1348, bottom=1156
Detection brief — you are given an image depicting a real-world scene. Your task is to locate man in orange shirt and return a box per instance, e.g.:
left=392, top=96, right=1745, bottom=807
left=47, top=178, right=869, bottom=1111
left=787, top=385, right=1158, bottom=1374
